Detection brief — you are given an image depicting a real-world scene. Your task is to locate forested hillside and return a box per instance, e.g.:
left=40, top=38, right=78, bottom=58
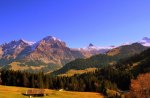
left=1, top=48, right=150, bottom=97
left=52, top=43, right=147, bottom=76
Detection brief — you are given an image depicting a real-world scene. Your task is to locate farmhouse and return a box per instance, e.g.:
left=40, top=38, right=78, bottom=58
left=22, top=89, right=48, bottom=98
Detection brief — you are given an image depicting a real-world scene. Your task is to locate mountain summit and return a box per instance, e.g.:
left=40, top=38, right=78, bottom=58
left=88, top=43, right=94, bottom=47
left=19, top=39, right=35, bottom=45
left=21, top=36, right=83, bottom=65
left=0, top=36, right=149, bottom=73
left=0, top=36, right=85, bottom=72
left=42, top=36, right=62, bottom=42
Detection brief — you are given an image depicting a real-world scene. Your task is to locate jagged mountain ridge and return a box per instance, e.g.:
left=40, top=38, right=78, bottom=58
left=52, top=43, right=148, bottom=76
left=21, top=36, right=84, bottom=65
left=0, top=36, right=150, bottom=72
left=72, top=43, right=115, bottom=58
left=0, top=36, right=85, bottom=67
left=1, top=39, right=31, bottom=59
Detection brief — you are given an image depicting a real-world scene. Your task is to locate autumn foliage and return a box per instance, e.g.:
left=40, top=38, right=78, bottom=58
left=129, top=73, right=150, bottom=98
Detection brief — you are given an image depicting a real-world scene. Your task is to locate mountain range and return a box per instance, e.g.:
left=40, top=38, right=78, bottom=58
left=0, top=36, right=150, bottom=73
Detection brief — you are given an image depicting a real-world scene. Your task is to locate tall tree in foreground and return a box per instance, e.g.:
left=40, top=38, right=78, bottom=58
left=129, top=73, right=150, bottom=98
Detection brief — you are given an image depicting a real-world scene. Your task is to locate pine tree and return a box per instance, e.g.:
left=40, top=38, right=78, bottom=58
left=100, top=81, right=107, bottom=95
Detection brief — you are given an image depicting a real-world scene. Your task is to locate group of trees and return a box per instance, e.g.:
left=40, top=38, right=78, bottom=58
left=0, top=46, right=150, bottom=97
left=126, top=73, right=150, bottom=98
left=116, top=48, right=150, bottom=77
left=52, top=43, right=147, bottom=76
left=0, top=66, right=132, bottom=95
left=52, top=54, right=121, bottom=75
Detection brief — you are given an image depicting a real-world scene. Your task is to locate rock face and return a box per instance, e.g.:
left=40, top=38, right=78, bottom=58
left=0, top=36, right=84, bottom=71
left=77, top=43, right=114, bottom=58
left=23, top=36, right=84, bottom=65
left=1, top=39, right=31, bottom=59
left=0, top=36, right=149, bottom=72
left=0, top=47, right=3, bottom=58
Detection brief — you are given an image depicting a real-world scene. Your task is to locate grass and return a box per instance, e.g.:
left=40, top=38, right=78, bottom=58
left=107, top=89, right=120, bottom=97
left=0, top=85, right=104, bottom=98
left=59, top=68, right=97, bottom=76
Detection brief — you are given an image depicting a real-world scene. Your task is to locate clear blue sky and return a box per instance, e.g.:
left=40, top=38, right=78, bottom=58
left=0, top=0, right=150, bottom=48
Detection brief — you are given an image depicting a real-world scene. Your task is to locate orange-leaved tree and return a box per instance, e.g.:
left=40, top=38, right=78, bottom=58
left=129, top=73, right=150, bottom=98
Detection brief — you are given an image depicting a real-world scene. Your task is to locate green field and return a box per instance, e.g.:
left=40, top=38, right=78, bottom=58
left=0, top=85, right=104, bottom=98
left=59, top=68, right=97, bottom=76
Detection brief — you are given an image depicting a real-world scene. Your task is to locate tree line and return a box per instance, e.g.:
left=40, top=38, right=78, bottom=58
left=0, top=47, right=150, bottom=97
left=0, top=66, right=132, bottom=96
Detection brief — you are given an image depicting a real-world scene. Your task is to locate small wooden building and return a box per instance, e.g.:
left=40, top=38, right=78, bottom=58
left=22, top=89, right=47, bottom=98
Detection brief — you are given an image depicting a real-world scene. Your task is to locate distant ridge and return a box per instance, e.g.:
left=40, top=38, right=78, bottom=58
left=0, top=36, right=149, bottom=73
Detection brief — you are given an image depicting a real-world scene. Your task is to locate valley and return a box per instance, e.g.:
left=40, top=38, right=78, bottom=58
left=1, top=1, right=150, bottom=97
left=0, top=36, right=150, bottom=98
left=1, top=46, right=150, bottom=97
left=0, top=85, right=104, bottom=98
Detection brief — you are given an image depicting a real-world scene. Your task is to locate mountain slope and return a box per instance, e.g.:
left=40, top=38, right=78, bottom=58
left=0, top=36, right=85, bottom=72
left=76, top=43, right=114, bottom=57
left=107, top=43, right=147, bottom=57
left=0, top=39, right=33, bottom=67
left=52, top=43, right=148, bottom=75
left=22, top=36, right=84, bottom=65
left=0, top=39, right=31, bottom=59
left=115, top=48, right=150, bottom=76
left=0, top=36, right=150, bottom=73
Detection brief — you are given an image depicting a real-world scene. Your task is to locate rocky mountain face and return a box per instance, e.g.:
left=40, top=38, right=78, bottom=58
left=0, top=36, right=150, bottom=72
left=21, top=36, right=84, bottom=65
left=75, top=43, right=115, bottom=58
left=0, top=36, right=85, bottom=72
left=0, top=39, right=32, bottom=59
left=0, top=47, right=3, bottom=58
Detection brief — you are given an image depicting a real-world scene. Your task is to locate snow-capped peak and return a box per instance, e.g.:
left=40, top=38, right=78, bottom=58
left=43, top=36, right=62, bottom=42
left=87, top=43, right=98, bottom=49
left=88, top=43, right=94, bottom=47
left=83, top=43, right=116, bottom=51
left=31, top=36, right=65, bottom=51
left=139, top=37, right=150, bottom=47
left=20, top=39, right=35, bottom=45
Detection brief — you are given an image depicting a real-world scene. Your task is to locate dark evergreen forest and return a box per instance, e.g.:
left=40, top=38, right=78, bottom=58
left=0, top=48, right=150, bottom=97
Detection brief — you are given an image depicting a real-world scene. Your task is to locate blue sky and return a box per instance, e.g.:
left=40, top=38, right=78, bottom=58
left=0, top=0, right=150, bottom=48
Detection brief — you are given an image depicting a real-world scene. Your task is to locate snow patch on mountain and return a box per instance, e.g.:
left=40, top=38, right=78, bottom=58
left=43, top=36, right=62, bottom=42
left=30, top=36, right=64, bottom=51
left=12, top=45, right=17, bottom=49
left=20, top=39, right=35, bottom=45
left=84, top=43, right=116, bottom=50
left=31, top=41, right=40, bottom=51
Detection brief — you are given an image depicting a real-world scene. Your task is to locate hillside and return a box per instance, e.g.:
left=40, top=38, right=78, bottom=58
left=58, top=68, right=97, bottom=77
left=1, top=48, right=150, bottom=97
left=0, top=37, right=149, bottom=73
left=116, top=48, right=150, bottom=76
left=0, top=36, right=110, bottom=73
left=0, top=36, right=85, bottom=72
left=107, top=43, right=147, bottom=57
left=52, top=43, right=147, bottom=76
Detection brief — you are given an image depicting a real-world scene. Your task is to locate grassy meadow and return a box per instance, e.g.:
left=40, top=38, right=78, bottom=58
left=0, top=85, right=104, bottom=98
